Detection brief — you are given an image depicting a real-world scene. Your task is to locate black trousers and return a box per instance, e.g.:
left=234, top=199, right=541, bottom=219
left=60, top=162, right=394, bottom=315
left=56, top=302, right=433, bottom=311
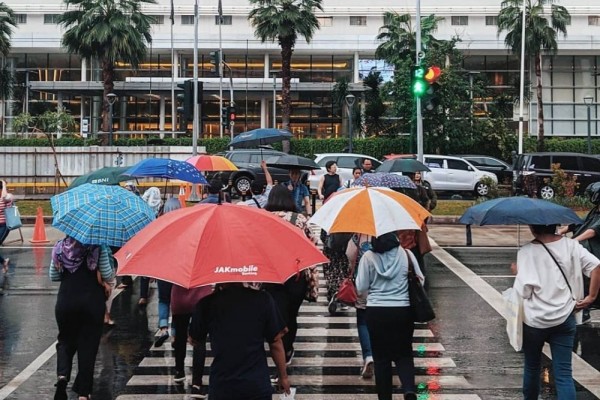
left=172, top=313, right=206, bottom=386
left=266, top=276, right=307, bottom=355
left=365, top=306, right=416, bottom=400
left=55, top=267, right=105, bottom=397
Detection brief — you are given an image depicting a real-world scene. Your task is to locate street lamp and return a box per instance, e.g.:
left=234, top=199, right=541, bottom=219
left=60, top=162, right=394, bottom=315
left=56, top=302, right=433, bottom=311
left=106, top=93, right=118, bottom=146
left=584, top=96, right=594, bottom=154
left=345, top=94, right=356, bottom=153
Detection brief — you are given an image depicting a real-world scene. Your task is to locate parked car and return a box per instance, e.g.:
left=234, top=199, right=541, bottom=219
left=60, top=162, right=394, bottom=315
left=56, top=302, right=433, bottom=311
left=420, top=154, right=498, bottom=196
left=307, top=153, right=382, bottom=190
left=512, top=152, right=600, bottom=199
left=213, top=149, right=292, bottom=194
left=456, top=155, right=513, bottom=184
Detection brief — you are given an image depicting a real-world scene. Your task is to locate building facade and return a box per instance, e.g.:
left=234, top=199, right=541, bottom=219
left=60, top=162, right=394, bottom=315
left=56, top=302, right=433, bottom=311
left=2, top=0, right=600, bottom=138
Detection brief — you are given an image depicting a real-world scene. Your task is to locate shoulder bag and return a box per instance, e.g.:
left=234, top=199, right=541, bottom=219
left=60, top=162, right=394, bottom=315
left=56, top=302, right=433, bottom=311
left=533, top=239, right=576, bottom=301
left=5, top=206, right=22, bottom=230
left=405, top=249, right=436, bottom=322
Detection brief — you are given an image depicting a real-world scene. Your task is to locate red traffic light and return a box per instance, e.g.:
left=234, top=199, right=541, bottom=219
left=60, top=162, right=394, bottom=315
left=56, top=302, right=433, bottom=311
left=424, top=66, right=442, bottom=84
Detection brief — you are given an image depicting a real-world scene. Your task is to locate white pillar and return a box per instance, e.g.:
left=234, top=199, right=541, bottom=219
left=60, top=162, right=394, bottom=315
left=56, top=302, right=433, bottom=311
left=264, top=53, right=270, bottom=79
left=81, top=59, right=87, bottom=82
left=353, top=52, right=360, bottom=83
left=159, top=95, right=166, bottom=138
left=260, top=97, right=268, bottom=128
left=173, top=51, right=179, bottom=79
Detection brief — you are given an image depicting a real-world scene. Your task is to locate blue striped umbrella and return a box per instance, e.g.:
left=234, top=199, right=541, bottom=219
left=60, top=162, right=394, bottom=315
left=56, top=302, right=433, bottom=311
left=51, top=184, right=156, bottom=247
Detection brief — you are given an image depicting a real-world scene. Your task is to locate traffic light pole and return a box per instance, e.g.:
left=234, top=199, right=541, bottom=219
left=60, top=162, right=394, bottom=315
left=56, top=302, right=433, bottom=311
left=189, top=0, right=200, bottom=202
left=415, top=0, right=424, bottom=163
left=218, top=0, right=224, bottom=138
left=223, top=62, right=235, bottom=139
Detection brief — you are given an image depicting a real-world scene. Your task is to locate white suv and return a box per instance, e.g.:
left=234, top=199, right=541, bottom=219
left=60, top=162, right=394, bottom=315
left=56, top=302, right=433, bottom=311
left=308, top=153, right=381, bottom=190
left=421, top=155, right=498, bottom=196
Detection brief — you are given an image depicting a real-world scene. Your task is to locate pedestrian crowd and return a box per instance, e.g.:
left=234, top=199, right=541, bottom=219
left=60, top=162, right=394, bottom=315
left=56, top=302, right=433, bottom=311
left=2, top=155, right=600, bottom=400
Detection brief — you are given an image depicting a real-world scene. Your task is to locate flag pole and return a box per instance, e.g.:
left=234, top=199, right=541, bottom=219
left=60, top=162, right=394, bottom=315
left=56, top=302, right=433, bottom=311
left=170, top=0, right=176, bottom=138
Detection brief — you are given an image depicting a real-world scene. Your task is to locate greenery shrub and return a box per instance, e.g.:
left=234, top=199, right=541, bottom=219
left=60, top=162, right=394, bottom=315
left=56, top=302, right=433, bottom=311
left=478, top=175, right=499, bottom=199
left=546, top=163, right=579, bottom=199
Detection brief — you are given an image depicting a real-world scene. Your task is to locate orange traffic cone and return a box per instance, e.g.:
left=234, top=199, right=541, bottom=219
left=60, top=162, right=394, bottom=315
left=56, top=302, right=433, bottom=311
left=184, top=184, right=191, bottom=200
left=30, top=207, right=50, bottom=244
left=178, top=194, right=187, bottom=209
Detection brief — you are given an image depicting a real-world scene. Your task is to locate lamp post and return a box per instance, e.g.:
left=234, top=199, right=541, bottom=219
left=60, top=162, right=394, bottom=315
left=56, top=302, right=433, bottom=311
left=106, top=93, right=117, bottom=146
left=584, top=96, right=594, bottom=154
left=345, top=94, right=356, bottom=153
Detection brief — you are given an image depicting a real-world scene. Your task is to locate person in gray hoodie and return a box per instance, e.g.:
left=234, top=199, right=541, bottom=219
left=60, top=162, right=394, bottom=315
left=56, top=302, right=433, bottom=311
left=355, top=232, right=424, bottom=400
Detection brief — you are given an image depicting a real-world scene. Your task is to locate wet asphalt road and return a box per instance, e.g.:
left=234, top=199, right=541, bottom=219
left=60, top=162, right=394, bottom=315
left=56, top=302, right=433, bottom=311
left=0, top=245, right=599, bottom=399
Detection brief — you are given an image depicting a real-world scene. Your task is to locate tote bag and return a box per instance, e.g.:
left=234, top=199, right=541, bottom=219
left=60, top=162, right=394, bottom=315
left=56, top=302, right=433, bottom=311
left=5, top=206, right=22, bottom=230
left=502, top=287, right=524, bottom=352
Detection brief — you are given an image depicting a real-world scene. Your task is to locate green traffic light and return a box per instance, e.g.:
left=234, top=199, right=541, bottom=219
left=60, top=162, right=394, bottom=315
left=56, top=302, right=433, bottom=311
left=413, top=80, right=426, bottom=97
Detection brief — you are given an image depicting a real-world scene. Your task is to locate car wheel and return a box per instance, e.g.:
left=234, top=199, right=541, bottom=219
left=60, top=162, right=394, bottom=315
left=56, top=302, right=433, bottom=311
left=234, top=175, right=253, bottom=195
left=474, top=182, right=490, bottom=197
left=539, top=185, right=555, bottom=200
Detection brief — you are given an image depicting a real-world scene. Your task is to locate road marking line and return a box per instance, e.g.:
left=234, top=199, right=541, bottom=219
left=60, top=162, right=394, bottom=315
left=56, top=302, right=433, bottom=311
left=478, top=275, right=516, bottom=278
left=0, top=279, right=128, bottom=399
left=431, top=238, right=600, bottom=398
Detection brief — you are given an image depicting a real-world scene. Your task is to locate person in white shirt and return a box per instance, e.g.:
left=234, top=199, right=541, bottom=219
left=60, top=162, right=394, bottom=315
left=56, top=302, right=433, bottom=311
left=238, top=160, right=273, bottom=209
left=511, top=224, right=600, bottom=400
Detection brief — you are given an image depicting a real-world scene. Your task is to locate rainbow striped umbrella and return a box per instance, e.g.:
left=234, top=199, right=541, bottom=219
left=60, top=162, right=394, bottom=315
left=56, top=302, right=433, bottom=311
left=186, top=155, right=238, bottom=172
left=308, top=187, right=430, bottom=237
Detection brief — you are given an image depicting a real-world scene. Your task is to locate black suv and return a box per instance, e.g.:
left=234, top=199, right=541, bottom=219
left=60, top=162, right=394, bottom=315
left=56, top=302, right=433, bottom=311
left=512, top=152, right=600, bottom=199
left=213, top=149, right=293, bottom=194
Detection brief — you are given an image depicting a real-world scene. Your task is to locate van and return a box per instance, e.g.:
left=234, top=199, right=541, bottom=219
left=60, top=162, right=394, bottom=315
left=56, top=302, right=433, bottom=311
left=512, top=152, right=600, bottom=199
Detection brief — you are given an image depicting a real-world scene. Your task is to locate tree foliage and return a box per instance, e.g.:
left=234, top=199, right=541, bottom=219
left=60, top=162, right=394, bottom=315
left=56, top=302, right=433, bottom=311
left=0, top=2, right=16, bottom=57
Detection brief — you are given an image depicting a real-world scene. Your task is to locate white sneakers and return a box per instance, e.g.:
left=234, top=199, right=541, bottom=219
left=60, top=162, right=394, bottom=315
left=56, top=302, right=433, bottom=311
left=361, top=356, right=374, bottom=379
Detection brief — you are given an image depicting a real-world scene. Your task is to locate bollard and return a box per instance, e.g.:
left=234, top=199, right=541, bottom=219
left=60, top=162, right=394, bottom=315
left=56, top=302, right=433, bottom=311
left=310, top=189, right=318, bottom=216
left=466, top=224, right=472, bottom=246
left=241, top=190, right=247, bottom=201
left=227, top=180, right=234, bottom=200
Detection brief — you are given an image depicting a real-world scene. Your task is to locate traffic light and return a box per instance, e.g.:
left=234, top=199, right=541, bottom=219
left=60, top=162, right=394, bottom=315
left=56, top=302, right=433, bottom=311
left=228, top=106, right=236, bottom=125
left=411, top=65, right=427, bottom=97
left=176, top=80, right=193, bottom=121
left=209, top=50, right=221, bottom=74
left=423, top=83, right=440, bottom=111
left=424, top=66, right=442, bottom=84
left=221, top=106, right=230, bottom=129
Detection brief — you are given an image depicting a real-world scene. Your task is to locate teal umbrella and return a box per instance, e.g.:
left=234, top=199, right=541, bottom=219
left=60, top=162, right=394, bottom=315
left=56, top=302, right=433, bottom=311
left=69, top=167, right=131, bottom=189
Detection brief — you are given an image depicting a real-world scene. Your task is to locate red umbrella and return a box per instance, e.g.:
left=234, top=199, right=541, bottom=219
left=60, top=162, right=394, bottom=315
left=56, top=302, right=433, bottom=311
left=115, top=204, right=327, bottom=288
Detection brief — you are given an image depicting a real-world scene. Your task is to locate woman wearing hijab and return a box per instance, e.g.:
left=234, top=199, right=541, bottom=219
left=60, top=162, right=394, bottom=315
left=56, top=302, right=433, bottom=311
left=50, top=237, right=114, bottom=400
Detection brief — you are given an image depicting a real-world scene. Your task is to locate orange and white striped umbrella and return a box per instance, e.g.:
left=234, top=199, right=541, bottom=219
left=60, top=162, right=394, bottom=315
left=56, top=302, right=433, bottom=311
left=308, top=187, right=431, bottom=237
left=186, top=155, right=238, bottom=172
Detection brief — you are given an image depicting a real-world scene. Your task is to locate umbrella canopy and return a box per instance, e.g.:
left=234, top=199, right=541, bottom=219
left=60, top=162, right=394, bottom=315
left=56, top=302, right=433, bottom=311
left=69, top=166, right=132, bottom=189
left=123, top=158, right=208, bottom=184
left=115, top=204, right=327, bottom=288
left=308, top=187, right=430, bottom=237
left=186, top=155, right=238, bottom=172
left=51, top=184, right=156, bottom=247
left=376, top=159, right=431, bottom=173
left=229, top=128, right=292, bottom=148
left=352, top=172, right=416, bottom=189
left=458, top=197, right=583, bottom=226
left=265, top=154, right=320, bottom=170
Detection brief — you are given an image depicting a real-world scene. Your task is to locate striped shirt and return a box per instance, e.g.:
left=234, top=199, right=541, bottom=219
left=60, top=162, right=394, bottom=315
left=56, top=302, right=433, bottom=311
left=49, top=245, right=114, bottom=282
left=0, top=194, right=14, bottom=224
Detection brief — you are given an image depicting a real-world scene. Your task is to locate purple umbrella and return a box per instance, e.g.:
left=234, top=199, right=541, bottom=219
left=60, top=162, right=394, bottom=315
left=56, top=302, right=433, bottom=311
left=352, top=172, right=416, bottom=189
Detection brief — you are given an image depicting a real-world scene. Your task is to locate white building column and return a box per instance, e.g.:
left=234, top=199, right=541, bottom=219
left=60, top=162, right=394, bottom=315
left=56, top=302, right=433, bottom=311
left=353, top=51, right=360, bottom=83
left=173, top=51, right=180, bottom=79
left=260, top=97, right=268, bottom=128
left=81, top=59, right=87, bottom=82
left=264, top=53, right=270, bottom=79
left=159, top=95, right=166, bottom=138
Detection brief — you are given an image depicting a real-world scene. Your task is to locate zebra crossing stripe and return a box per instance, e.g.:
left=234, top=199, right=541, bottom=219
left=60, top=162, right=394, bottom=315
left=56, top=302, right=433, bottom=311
left=116, top=395, right=482, bottom=400
left=149, top=342, right=446, bottom=352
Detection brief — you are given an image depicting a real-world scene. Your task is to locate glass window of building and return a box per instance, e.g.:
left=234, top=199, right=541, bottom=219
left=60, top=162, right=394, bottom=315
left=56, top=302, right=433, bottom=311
left=451, top=16, right=468, bottom=26
left=485, top=16, right=498, bottom=26
left=589, top=16, right=600, bottom=26
left=215, top=15, right=232, bottom=25
left=350, top=16, right=367, bottom=26
left=151, top=15, right=164, bottom=24
left=181, top=15, right=194, bottom=25
left=15, top=14, right=27, bottom=24
left=317, top=17, right=333, bottom=27
left=44, top=14, right=61, bottom=24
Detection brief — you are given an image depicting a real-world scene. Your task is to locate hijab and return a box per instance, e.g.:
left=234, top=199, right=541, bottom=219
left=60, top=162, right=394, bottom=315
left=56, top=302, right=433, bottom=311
left=143, top=187, right=163, bottom=215
left=51, top=236, right=100, bottom=273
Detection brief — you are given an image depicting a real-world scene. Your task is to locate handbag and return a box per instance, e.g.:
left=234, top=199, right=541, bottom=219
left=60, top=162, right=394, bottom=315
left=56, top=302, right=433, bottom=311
left=5, top=206, right=22, bottom=230
left=405, top=249, right=436, bottom=322
left=336, top=277, right=358, bottom=305
left=417, top=226, right=432, bottom=255
left=502, top=287, right=523, bottom=352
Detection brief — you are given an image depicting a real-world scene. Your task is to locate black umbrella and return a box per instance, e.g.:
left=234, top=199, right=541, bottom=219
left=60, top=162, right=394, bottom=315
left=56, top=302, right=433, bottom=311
left=265, top=155, right=320, bottom=170
left=376, top=159, right=431, bottom=173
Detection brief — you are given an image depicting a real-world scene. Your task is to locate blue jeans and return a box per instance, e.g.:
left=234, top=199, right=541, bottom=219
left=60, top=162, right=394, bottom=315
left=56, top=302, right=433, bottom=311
left=0, top=224, right=9, bottom=246
left=522, top=313, right=576, bottom=400
left=356, top=308, right=372, bottom=359
left=157, top=280, right=172, bottom=330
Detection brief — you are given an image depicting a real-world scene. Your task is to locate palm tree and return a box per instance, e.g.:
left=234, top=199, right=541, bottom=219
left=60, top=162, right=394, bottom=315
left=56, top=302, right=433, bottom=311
left=0, top=2, right=15, bottom=137
left=249, top=0, right=323, bottom=145
left=376, top=12, right=443, bottom=67
left=497, top=0, right=570, bottom=151
left=59, top=0, right=155, bottom=137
